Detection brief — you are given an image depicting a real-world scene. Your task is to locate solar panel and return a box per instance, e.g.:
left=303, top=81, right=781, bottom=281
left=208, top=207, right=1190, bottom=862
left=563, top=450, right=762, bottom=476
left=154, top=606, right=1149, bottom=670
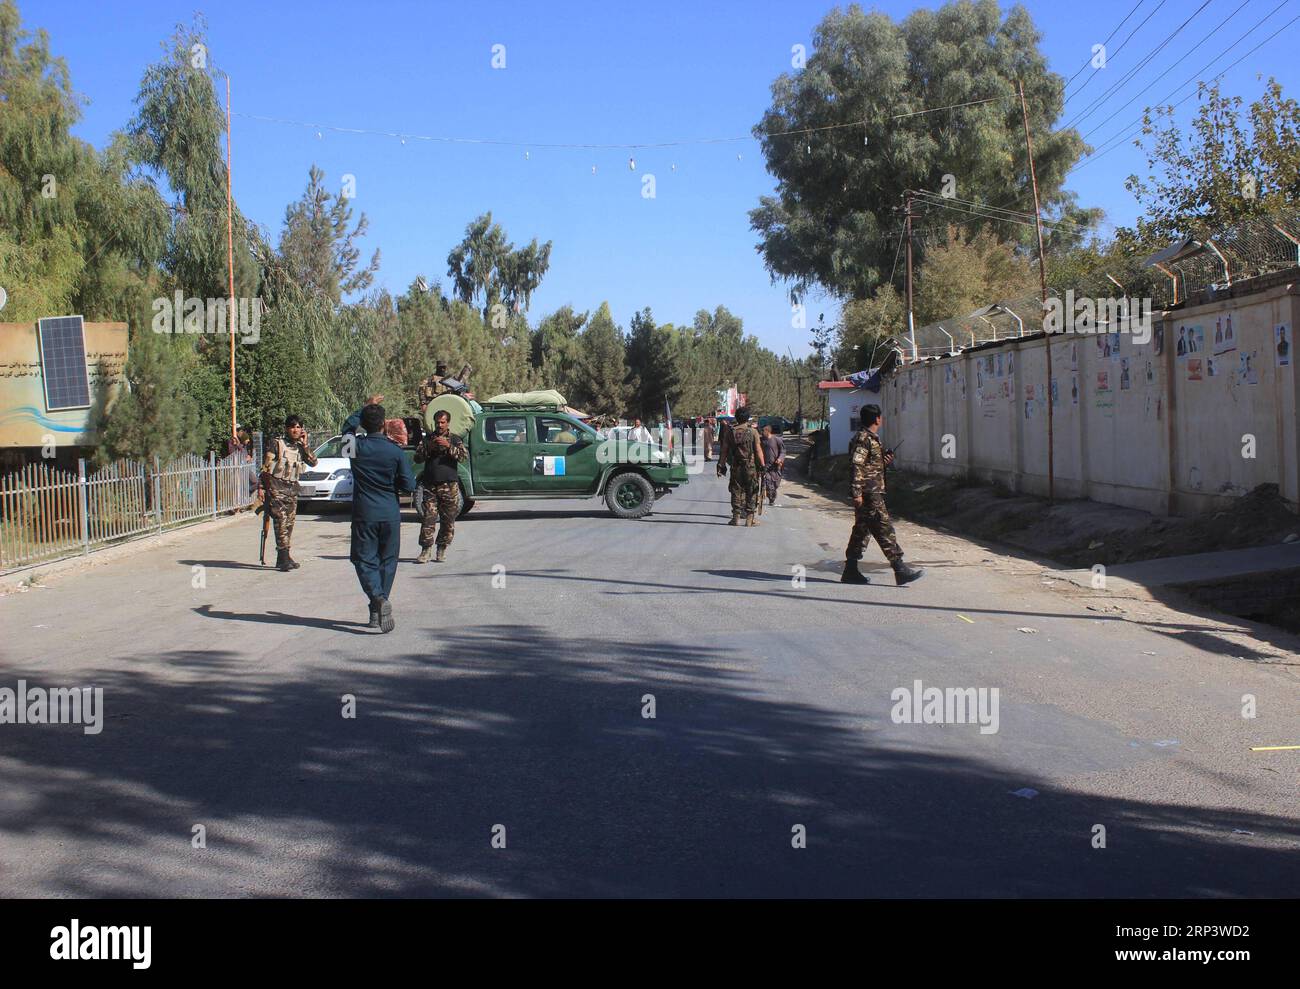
left=37, top=316, right=92, bottom=412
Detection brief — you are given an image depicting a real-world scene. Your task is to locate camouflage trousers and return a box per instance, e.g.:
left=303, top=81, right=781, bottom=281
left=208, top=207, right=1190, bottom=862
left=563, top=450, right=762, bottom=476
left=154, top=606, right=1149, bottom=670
left=265, top=476, right=299, bottom=550
left=729, top=464, right=759, bottom=517
left=419, top=482, right=459, bottom=549
left=846, top=491, right=903, bottom=564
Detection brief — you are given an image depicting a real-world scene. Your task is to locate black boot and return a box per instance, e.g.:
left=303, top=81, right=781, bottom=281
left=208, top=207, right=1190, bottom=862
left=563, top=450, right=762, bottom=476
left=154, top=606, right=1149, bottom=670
left=287, top=553, right=301, bottom=570
left=368, top=600, right=381, bottom=628
left=841, top=561, right=870, bottom=584
left=893, top=559, right=924, bottom=585
left=275, top=548, right=292, bottom=572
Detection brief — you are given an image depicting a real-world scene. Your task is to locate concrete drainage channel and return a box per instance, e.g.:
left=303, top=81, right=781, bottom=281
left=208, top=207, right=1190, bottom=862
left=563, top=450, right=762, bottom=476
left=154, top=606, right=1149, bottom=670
left=1173, top=568, right=1300, bottom=635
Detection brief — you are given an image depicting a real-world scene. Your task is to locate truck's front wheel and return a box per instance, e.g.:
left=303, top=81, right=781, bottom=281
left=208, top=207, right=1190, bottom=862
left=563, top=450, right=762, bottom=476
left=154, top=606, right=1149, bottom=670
left=605, top=472, right=655, bottom=519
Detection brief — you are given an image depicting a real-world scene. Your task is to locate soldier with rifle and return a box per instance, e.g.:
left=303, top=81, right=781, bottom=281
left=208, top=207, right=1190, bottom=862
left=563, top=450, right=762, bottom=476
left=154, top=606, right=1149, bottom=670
left=717, top=406, right=765, bottom=526
left=258, top=414, right=317, bottom=572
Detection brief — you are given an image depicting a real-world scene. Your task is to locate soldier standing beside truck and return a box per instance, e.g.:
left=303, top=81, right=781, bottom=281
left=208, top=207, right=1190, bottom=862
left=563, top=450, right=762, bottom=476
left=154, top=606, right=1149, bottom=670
left=413, top=409, right=468, bottom=563
left=259, top=414, right=318, bottom=572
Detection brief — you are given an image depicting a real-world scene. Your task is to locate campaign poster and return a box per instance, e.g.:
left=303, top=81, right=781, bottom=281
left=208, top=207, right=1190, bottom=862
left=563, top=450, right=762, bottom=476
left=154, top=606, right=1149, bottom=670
left=1278, top=324, right=1292, bottom=367
left=1187, top=358, right=1203, bottom=382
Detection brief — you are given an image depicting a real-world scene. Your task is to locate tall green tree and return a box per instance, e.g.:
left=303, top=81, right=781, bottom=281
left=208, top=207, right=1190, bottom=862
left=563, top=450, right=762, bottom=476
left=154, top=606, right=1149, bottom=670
left=278, top=164, right=380, bottom=304
left=571, top=302, right=629, bottom=413
left=446, top=212, right=552, bottom=320
left=624, top=307, right=681, bottom=418
left=750, top=0, right=1095, bottom=302
left=1125, top=78, right=1300, bottom=244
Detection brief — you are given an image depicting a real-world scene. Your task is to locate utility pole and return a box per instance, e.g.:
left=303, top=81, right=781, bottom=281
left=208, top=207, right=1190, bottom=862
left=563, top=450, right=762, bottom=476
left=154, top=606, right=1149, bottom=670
left=904, top=191, right=917, bottom=363
left=1018, top=78, right=1054, bottom=503
left=225, top=74, right=238, bottom=443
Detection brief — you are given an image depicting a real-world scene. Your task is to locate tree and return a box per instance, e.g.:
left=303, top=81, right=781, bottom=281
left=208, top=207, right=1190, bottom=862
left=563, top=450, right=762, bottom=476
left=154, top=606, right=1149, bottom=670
left=749, top=0, right=1095, bottom=302
left=571, top=303, right=629, bottom=413
left=624, top=307, right=681, bottom=418
left=0, top=0, right=166, bottom=322
left=446, top=212, right=552, bottom=320
left=1125, top=78, right=1300, bottom=244
left=100, top=329, right=205, bottom=462
left=278, top=164, right=380, bottom=304
left=913, top=225, right=1036, bottom=326
left=834, top=289, right=902, bottom=372
left=531, top=305, right=586, bottom=396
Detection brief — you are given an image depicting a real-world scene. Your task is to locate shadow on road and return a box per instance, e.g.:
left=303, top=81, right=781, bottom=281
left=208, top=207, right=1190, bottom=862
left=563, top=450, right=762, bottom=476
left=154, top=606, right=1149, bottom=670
left=2, top=623, right=1296, bottom=897
left=194, top=604, right=373, bottom=635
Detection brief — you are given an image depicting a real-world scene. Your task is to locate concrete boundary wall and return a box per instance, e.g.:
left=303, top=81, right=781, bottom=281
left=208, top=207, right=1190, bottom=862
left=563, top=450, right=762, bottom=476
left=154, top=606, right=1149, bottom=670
left=882, top=283, right=1300, bottom=516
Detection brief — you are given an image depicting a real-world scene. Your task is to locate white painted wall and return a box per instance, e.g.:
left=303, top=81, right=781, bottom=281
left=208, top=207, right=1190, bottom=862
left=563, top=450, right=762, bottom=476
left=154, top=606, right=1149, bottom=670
left=879, top=283, right=1299, bottom=515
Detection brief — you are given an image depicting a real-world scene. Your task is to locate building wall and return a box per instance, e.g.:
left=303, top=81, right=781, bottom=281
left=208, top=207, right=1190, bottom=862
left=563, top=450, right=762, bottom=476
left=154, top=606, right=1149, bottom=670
left=0, top=321, right=128, bottom=448
left=880, top=284, right=1299, bottom=515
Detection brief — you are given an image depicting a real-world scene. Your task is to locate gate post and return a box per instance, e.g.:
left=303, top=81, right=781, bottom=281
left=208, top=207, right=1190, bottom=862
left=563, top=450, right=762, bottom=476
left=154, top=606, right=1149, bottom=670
left=210, top=451, right=218, bottom=518
left=153, top=456, right=162, bottom=532
left=77, top=458, right=90, bottom=555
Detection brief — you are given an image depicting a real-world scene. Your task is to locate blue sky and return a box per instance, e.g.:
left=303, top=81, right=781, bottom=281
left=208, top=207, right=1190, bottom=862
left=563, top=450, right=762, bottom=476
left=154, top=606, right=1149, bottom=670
left=27, top=0, right=1300, bottom=355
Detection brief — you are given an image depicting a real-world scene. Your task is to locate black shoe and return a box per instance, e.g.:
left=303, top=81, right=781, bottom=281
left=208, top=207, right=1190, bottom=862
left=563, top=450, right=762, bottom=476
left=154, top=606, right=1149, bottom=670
left=841, top=561, right=870, bottom=584
left=375, top=596, right=394, bottom=633
left=275, top=548, right=292, bottom=572
left=287, top=554, right=301, bottom=570
left=893, top=560, right=924, bottom=586
left=368, top=601, right=381, bottom=628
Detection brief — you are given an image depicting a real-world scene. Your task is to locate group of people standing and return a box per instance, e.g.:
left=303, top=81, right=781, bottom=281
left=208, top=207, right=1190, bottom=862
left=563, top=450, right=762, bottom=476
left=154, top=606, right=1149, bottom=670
left=257, top=396, right=467, bottom=633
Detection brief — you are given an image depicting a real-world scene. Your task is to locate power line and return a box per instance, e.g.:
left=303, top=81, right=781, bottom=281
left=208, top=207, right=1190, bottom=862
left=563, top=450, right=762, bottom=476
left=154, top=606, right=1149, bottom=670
left=1059, top=0, right=1148, bottom=95
left=1064, top=0, right=1169, bottom=104
left=1071, top=4, right=1299, bottom=174
left=1078, top=0, right=1254, bottom=143
left=1062, top=0, right=1214, bottom=132
left=233, top=93, right=1014, bottom=154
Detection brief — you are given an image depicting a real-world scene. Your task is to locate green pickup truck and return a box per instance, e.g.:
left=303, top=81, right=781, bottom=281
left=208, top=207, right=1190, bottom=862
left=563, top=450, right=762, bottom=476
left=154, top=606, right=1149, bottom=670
left=418, top=392, right=689, bottom=519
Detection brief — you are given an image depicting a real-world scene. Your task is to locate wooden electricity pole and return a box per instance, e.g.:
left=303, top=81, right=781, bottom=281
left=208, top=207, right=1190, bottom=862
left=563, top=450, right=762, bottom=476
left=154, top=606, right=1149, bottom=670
left=1018, top=79, right=1054, bottom=502
left=226, top=75, right=238, bottom=443
left=904, top=191, right=917, bottom=363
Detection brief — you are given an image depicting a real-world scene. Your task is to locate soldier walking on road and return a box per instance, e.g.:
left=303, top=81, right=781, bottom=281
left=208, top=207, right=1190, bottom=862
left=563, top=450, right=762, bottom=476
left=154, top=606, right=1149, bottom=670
left=841, top=404, right=923, bottom=586
left=414, top=409, right=468, bottom=563
left=259, top=415, right=318, bottom=572
left=718, top=406, right=765, bottom=526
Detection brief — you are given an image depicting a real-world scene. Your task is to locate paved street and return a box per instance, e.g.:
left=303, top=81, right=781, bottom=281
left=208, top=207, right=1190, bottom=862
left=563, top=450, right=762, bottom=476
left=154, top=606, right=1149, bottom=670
left=2, top=468, right=1298, bottom=897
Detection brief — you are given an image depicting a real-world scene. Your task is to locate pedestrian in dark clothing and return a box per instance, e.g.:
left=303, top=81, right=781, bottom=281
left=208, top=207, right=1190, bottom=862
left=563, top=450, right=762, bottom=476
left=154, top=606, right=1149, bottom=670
left=342, top=395, right=418, bottom=632
left=759, top=424, right=785, bottom=505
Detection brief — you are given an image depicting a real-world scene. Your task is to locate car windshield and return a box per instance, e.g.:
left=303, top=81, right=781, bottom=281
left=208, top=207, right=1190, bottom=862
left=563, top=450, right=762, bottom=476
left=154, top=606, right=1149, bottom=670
left=314, top=436, right=347, bottom=458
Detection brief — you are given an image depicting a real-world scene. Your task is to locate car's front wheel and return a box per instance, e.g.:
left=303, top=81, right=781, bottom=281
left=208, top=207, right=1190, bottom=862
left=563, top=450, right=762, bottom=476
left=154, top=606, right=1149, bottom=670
left=605, top=471, right=655, bottom=519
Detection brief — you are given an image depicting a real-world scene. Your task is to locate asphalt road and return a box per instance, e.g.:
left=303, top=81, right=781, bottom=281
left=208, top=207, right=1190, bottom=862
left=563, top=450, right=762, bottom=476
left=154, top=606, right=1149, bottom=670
left=2, top=464, right=1298, bottom=897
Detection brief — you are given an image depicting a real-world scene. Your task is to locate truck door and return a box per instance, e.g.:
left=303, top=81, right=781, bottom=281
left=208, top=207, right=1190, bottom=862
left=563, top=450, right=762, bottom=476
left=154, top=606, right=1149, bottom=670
left=531, top=415, right=600, bottom=492
left=474, top=413, right=534, bottom=492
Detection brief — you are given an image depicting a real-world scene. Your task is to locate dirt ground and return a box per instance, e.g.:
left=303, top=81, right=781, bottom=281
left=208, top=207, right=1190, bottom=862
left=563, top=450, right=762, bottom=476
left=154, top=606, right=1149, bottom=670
left=803, top=449, right=1299, bottom=569
left=794, top=439, right=1300, bottom=637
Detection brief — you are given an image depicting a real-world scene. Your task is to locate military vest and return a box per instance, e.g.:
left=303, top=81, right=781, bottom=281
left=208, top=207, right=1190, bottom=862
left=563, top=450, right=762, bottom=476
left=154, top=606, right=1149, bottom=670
left=729, top=423, right=759, bottom=469
left=266, top=438, right=310, bottom=483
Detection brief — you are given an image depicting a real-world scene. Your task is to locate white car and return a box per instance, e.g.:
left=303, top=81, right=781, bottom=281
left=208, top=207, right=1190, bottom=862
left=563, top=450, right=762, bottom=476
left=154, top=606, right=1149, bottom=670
left=295, top=436, right=355, bottom=506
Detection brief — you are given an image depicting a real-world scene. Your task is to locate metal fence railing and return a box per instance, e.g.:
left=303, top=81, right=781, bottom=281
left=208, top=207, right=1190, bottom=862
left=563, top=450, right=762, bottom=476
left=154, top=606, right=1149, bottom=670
left=0, top=451, right=259, bottom=574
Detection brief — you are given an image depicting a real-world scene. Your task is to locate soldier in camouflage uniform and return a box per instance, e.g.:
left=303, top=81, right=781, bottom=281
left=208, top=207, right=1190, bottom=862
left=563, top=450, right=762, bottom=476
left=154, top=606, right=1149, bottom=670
left=413, top=409, right=468, bottom=563
left=417, top=360, right=452, bottom=411
left=717, top=406, right=766, bottom=526
left=842, top=404, right=923, bottom=586
left=260, top=414, right=318, bottom=572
